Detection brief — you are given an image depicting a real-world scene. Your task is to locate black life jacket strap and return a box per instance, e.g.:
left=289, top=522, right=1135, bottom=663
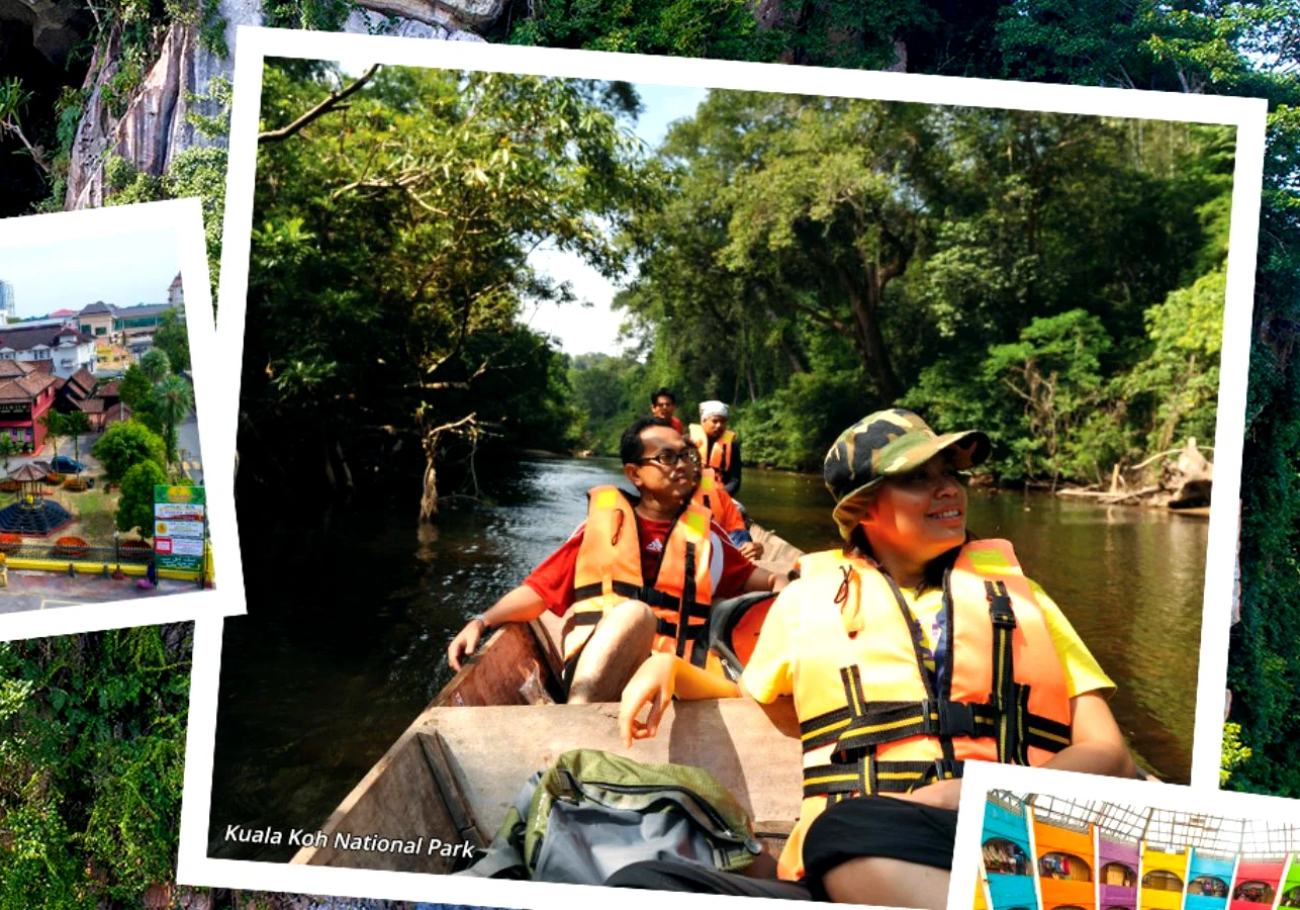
left=570, top=582, right=710, bottom=618
left=797, top=696, right=1069, bottom=756
left=571, top=580, right=647, bottom=605
left=676, top=542, right=697, bottom=658
left=986, top=580, right=1021, bottom=764
left=802, top=757, right=966, bottom=799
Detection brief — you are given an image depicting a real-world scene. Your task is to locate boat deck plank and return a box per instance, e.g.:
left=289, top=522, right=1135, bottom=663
left=295, top=699, right=803, bottom=873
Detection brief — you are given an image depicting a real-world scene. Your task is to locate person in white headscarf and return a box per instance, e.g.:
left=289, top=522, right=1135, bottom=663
left=688, top=400, right=742, bottom=496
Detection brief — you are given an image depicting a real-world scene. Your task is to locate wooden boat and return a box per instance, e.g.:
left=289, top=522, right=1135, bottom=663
left=290, top=524, right=807, bottom=875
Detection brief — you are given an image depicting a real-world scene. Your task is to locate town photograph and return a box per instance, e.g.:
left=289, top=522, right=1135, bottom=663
left=0, top=209, right=214, bottom=617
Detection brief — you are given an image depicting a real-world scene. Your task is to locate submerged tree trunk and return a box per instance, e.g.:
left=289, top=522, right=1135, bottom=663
left=420, top=432, right=439, bottom=523
left=419, top=412, right=476, bottom=524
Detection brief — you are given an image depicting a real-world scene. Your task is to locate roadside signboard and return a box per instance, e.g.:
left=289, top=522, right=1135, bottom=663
left=154, top=485, right=207, bottom=572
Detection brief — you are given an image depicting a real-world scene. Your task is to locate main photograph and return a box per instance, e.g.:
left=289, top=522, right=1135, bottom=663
left=205, top=45, right=1245, bottom=906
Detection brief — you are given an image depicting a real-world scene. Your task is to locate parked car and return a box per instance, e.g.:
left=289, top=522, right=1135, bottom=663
left=50, top=456, right=84, bottom=474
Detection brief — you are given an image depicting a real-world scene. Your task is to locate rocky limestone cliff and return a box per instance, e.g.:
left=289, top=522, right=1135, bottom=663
left=64, top=0, right=497, bottom=210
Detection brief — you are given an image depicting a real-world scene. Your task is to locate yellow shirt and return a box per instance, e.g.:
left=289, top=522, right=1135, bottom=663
left=743, top=575, right=1114, bottom=703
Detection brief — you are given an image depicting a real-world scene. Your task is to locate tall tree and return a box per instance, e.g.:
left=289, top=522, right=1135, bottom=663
left=153, top=375, right=194, bottom=471
left=152, top=313, right=190, bottom=373
left=63, top=411, right=92, bottom=472
left=244, top=63, right=655, bottom=516
left=139, top=349, right=171, bottom=383
left=38, top=411, right=64, bottom=463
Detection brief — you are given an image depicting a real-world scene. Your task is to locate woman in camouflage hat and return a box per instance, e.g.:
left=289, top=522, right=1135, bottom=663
left=614, top=408, right=1134, bottom=908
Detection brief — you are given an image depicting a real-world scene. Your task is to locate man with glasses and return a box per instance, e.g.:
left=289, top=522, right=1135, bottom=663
left=447, top=416, right=784, bottom=703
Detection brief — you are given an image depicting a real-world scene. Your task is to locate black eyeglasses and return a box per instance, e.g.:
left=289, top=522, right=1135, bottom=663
left=639, top=448, right=700, bottom=469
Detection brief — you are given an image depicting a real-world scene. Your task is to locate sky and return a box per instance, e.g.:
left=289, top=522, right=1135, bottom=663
left=0, top=226, right=181, bottom=317
left=522, top=82, right=709, bottom=358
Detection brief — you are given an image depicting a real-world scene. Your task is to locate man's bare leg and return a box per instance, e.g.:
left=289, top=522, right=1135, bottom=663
left=820, top=857, right=949, bottom=910
left=568, top=600, right=657, bottom=703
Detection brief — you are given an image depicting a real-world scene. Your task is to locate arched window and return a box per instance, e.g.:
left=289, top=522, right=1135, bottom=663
left=1039, top=852, right=1092, bottom=882
left=1102, top=862, right=1138, bottom=888
left=1189, top=876, right=1230, bottom=898
left=1143, top=870, right=1185, bottom=892
left=1279, top=885, right=1300, bottom=908
left=982, top=838, right=1031, bottom=876
left=1232, top=881, right=1276, bottom=904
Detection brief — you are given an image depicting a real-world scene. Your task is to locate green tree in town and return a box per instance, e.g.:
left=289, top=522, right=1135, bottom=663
left=62, top=410, right=92, bottom=472
left=115, top=459, right=169, bottom=537
left=0, top=433, right=18, bottom=477
left=139, top=348, right=171, bottom=383
left=38, top=410, right=66, bottom=463
left=152, top=312, right=190, bottom=373
left=154, top=375, right=195, bottom=470
left=118, top=364, right=154, bottom=412
left=92, top=421, right=166, bottom=483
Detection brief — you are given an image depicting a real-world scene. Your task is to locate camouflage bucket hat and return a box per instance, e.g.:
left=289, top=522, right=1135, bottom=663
left=825, top=408, right=991, bottom=540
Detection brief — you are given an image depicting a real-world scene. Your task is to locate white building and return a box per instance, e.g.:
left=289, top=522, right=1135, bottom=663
left=167, top=273, right=185, bottom=322
left=0, top=323, right=97, bottom=379
left=0, top=281, right=14, bottom=326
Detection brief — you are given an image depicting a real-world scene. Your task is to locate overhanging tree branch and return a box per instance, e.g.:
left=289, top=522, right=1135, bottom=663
left=259, top=64, right=381, bottom=144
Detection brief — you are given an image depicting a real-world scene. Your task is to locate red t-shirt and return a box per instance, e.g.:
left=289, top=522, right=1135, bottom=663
left=669, top=416, right=684, bottom=434
left=523, top=513, right=757, bottom=616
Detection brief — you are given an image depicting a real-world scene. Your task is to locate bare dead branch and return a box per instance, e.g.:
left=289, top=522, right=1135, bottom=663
left=259, top=64, right=381, bottom=144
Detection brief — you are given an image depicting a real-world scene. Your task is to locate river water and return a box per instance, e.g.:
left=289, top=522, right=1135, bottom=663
left=209, top=458, right=1207, bottom=861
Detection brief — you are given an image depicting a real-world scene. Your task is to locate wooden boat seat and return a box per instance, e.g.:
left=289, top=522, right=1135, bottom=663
left=294, top=697, right=803, bottom=874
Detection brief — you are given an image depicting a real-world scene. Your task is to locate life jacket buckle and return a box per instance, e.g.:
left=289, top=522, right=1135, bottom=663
left=921, top=699, right=977, bottom=738
left=985, top=580, right=1016, bottom=628
left=925, top=757, right=961, bottom=786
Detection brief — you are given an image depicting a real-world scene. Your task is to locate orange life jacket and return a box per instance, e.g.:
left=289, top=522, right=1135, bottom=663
left=692, top=467, right=744, bottom=534
left=566, top=485, right=725, bottom=676
left=689, top=424, right=736, bottom=473
left=773, top=539, right=1072, bottom=880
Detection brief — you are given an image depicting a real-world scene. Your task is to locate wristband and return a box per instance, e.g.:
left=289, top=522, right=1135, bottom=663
left=472, top=613, right=492, bottom=633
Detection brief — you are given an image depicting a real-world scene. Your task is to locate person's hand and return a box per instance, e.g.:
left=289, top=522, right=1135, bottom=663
left=739, top=540, right=764, bottom=561
left=447, top=618, right=486, bottom=672
left=619, top=653, right=677, bottom=747
left=897, top=778, right=962, bottom=811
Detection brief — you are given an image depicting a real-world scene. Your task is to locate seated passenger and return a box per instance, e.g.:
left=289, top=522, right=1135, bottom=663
left=614, top=408, right=1135, bottom=909
left=689, top=400, right=741, bottom=496
left=447, top=417, right=784, bottom=703
left=650, top=387, right=685, bottom=434
left=692, top=461, right=762, bottom=561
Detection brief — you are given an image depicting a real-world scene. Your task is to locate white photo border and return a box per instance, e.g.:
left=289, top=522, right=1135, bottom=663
left=182, top=25, right=1267, bottom=906
left=949, top=761, right=1300, bottom=910
left=0, top=197, right=245, bottom=642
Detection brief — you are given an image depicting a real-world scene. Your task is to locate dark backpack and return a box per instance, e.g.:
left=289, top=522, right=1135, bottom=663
left=459, top=748, right=762, bottom=885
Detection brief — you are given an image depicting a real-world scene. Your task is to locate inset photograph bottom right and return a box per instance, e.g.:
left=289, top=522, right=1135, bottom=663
left=953, top=765, right=1300, bottom=910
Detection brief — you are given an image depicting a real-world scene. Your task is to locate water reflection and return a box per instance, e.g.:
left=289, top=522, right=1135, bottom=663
left=209, top=458, right=1206, bottom=861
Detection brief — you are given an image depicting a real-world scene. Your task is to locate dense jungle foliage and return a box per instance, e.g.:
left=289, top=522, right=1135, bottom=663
left=245, top=65, right=1233, bottom=494
left=584, top=104, right=1233, bottom=484
left=0, top=625, right=191, bottom=906
left=240, top=64, right=654, bottom=508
